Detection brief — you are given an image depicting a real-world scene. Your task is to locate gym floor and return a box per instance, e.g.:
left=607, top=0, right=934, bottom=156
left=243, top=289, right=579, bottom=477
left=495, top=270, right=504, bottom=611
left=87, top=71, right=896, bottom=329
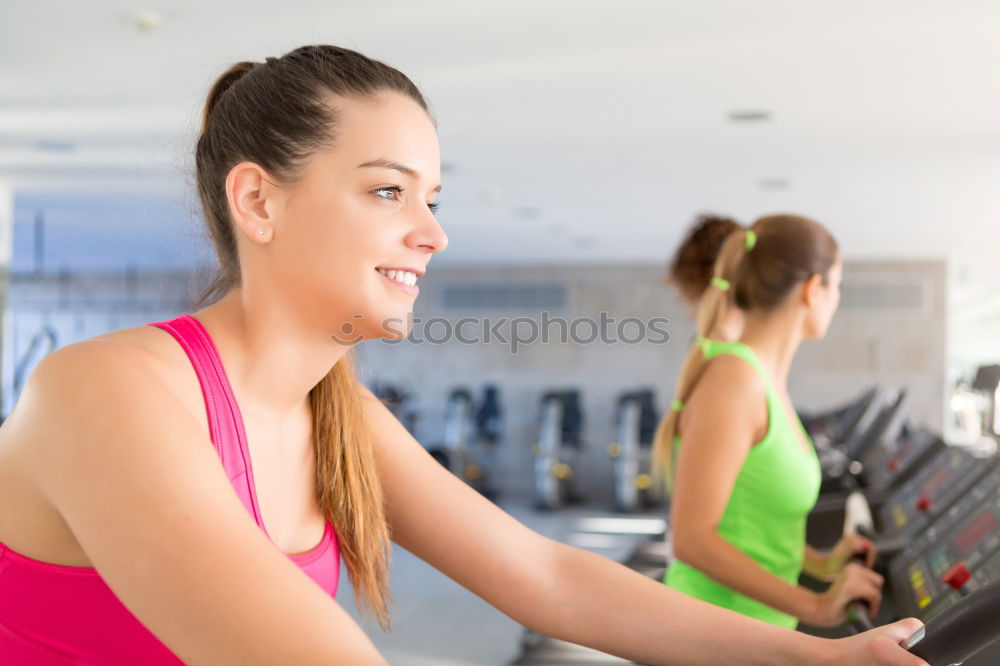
left=338, top=501, right=666, bottom=666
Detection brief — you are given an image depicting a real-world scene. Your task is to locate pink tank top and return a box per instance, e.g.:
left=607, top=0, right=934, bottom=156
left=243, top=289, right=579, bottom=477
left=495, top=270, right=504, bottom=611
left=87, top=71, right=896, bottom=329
left=0, top=314, right=340, bottom=664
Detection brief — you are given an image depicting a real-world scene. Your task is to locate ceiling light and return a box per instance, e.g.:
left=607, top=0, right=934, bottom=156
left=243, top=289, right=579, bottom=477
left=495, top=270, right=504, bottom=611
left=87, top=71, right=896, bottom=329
left=728, top=110, right=772, bottom=123
left=758, top=178, right=790, bottom=190
left=131, top=10, right=164, bottom=32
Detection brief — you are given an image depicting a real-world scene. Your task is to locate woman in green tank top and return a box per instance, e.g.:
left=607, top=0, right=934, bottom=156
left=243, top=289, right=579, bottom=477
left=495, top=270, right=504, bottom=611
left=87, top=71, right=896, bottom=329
left=655, top=215, right=883, bottom=630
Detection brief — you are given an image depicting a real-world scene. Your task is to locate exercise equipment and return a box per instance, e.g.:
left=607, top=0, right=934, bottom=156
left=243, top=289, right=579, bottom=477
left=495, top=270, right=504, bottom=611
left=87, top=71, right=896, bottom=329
left=425, top=386, right=504, bottom=498
left=816, top=388, right=911, bottom=493
left=607, top=389, right=662, bottom=512
left=805, top=386, right=881, bottom=450
left=371, top=382, right=420, bottom=434
left=11, top=324, right=58, bottom=406
left=841, top=456, right=1000, bottom=664
left=808, top=387, right=885, bottom=479
left=477, top=384, right=503, bottom=446
left=435, top=386, right=504, bottom=498
left=534, top=390, right=584, bottom=510
left=808, top=391, right=935, bottom=547
left=972, top=365, right=1000, bottom=439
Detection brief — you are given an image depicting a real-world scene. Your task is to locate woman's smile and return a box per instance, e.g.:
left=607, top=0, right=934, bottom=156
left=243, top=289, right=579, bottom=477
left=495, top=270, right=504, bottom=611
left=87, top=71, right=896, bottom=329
left=376, top=266, right=421, bottom=295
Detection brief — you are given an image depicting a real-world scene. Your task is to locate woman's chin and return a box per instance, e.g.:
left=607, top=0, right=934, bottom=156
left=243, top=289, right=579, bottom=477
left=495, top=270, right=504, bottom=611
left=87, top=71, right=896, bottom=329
left=371, top=311, right=414, bottom=340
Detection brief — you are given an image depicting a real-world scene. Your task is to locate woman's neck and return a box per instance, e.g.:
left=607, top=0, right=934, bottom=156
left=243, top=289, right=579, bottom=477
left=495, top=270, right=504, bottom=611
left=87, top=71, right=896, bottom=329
left=194, top=289, right=352, bottom=420
left=738, top=307, right=804, bottom=389
left=707, top=307, right=744, bottom=343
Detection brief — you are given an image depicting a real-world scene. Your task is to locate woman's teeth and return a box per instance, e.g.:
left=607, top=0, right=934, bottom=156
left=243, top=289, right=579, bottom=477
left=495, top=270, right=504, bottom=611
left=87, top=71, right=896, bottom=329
left=377, top=268, right=418, bottom=287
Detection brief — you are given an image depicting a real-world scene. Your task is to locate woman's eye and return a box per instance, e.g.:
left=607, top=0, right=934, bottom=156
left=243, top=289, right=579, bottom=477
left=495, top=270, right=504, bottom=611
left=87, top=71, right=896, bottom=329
left=373, top=187, right=439, bottom=213
left=374, top=186, right=403, bottom=201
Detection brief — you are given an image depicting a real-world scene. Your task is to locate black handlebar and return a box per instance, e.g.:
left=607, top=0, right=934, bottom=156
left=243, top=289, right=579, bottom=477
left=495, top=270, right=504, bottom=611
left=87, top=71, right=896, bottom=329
left=905, top=582, right=1000, bottom=665
left=847, top=550, right=875, bottom=633
left=847, top=600, right=875, bottom=632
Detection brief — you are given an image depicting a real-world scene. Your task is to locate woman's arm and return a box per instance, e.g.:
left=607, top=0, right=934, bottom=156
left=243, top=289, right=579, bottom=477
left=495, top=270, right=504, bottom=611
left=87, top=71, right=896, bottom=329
left=803, top=544, right=830, bottom=580
left=18, top=342, right=385, bottom=665
left=548, top=541, right=920, bottom=665
left=362, top=386, right=919, bottom=665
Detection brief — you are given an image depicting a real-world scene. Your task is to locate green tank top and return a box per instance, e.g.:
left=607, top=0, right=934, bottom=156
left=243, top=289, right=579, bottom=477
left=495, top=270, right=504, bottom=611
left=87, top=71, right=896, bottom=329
left=663, top=339, right=822, bottom=628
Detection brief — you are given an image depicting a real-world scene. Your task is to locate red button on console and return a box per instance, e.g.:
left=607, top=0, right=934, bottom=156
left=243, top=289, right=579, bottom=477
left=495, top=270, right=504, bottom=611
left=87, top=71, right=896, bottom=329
left=915, top=495, right=932, bottom=512
left=943, top=562, right=972, bottom=590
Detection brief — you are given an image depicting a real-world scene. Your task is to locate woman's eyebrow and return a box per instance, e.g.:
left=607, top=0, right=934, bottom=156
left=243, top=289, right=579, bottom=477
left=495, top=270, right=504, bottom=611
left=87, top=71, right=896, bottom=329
left=357, top=158, right=442, bottom=193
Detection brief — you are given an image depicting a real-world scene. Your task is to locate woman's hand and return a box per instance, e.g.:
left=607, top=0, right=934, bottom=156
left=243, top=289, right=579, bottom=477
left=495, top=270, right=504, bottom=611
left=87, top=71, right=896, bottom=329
left=821, top=532, right=877, bottom=579
left=807, top=562, right=884, bottom=627
left=829, top=618, right=928, bottom=666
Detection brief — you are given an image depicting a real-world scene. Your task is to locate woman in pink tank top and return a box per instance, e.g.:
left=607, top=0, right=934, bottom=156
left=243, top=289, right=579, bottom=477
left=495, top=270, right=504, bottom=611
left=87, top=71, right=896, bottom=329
left=0, top=46, right=924, bottom=665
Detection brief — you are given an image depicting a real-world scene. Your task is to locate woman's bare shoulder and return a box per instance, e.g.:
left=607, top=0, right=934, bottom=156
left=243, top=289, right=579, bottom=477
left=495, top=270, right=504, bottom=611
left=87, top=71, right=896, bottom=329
left=0, top=324, right=207, bottom=565
left=2, top=324, right=202, bottom=453
left=87, top=323, right=193, bottom=370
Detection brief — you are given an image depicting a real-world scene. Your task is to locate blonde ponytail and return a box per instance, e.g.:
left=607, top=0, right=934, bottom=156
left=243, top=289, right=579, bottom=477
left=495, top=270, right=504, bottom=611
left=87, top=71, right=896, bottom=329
left=311, top=352, right=393, bottom=630
left=652, top=229, right=754, bottom=488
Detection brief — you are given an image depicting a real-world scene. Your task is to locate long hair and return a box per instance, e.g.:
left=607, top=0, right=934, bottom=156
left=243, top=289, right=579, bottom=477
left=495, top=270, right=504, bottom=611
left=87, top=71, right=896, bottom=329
left=652, top=214, right=839, bottom=487
left=195, top=45, right=427, bottom=630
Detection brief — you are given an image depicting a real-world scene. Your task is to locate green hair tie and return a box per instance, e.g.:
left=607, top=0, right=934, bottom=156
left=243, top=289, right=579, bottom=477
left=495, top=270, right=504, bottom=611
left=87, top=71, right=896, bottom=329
left=711, top=277, right=730, bottom=292
left=745, top=230, right=758, bottom=252
left=696, top=336, right=712, bottom=355
left=671, top=400, right=685, bottom=412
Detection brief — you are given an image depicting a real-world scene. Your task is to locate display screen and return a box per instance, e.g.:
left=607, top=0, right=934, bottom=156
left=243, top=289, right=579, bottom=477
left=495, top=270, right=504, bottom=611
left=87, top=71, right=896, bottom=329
left=922, top=467, right=953, bottom=497
left=956, top=511, right=999, bottom=552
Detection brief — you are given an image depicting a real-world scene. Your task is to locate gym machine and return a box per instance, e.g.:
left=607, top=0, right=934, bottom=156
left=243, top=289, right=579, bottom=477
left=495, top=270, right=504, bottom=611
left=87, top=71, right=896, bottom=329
left=608, top=389, right=663, bottom=513
left=534, top=390, right=584, bottom=511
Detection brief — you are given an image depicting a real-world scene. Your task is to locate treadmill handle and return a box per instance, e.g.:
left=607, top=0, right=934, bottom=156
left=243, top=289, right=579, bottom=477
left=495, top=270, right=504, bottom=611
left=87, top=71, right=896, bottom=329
left=905, top=581, right=1000, bottom=665
left=847, top=601, right=875, bottom=633
left=847, top=550, right=876, bottom=633
left=855, top=524, right=909, bottom=558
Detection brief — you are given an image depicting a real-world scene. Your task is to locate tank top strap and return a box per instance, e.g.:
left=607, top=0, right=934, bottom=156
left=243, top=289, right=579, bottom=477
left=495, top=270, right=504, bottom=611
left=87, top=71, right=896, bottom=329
left=148, top=315, right=250, bottom=485
left=699, top=338, right=775, bottom=395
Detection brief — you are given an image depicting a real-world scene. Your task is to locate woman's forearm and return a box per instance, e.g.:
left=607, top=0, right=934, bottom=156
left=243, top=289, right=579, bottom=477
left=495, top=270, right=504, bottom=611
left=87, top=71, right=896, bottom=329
left=802, top=544, right=830, bottom=580
left=672, top=531, right=819, bottom=623
left=534, top=543, right=832, bottom=666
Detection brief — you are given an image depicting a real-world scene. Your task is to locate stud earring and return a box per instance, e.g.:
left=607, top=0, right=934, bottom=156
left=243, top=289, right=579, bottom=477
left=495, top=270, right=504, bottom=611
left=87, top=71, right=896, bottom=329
left=257, top=228, right=265, bottom=236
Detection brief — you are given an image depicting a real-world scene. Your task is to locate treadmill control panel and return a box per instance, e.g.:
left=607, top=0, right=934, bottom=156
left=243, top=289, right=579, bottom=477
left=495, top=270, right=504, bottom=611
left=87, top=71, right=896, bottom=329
left=890, top=469, right=1000, bottom=620
left=877, top=447, right=991, bottom=539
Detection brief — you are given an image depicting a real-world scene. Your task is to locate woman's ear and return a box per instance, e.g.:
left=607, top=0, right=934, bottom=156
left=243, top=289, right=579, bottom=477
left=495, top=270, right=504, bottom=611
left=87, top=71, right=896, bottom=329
left=801, top=273, right=824, bottom=308
left=225, top=161, right=282, bottom=243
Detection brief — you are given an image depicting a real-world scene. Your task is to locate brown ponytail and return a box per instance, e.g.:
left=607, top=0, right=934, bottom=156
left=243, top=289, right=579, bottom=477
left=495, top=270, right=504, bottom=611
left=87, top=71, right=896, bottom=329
left=667, top=214, right=743, bottom=306
left=653, top=214, right=839, bottom=487
left=195, top=45, right=428, bottom=630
